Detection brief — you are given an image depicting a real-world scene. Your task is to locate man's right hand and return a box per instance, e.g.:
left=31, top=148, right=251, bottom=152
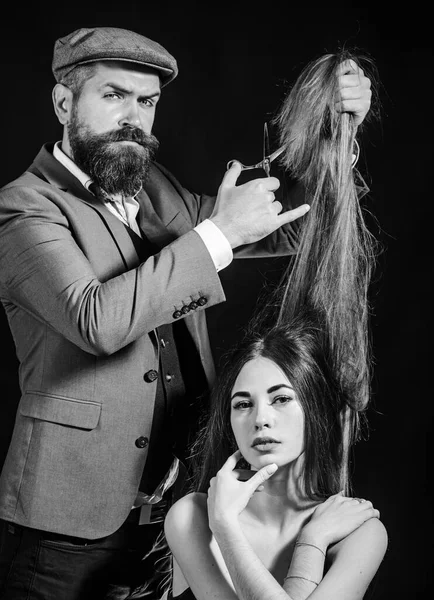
left=209, top=161, right=310, bottom=249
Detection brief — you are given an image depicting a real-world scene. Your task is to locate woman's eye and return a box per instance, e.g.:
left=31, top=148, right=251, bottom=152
left=233, top=401, right=252, bottom=410
left=272, top=395, right=292, bottom=405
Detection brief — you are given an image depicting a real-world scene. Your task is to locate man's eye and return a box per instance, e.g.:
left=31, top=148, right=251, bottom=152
left=105, top=93, right=122, bottom=100
left=140, top=99, right=154, bottom=107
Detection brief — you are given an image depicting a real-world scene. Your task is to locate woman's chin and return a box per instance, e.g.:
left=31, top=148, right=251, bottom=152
left=248, top=456, right=282, bottom=471
left=248, top=453, right=302, bottom=473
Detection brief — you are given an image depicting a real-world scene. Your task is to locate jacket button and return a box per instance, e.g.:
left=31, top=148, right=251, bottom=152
left=181, top=305, right=190, bottom=314
left=189, top=301, right=198, bottom=310
left=135, top=436, right=149, bottom=449
left=143, top=369, right=158, bottom=382
left=173, top=310, right=182, bottom=319
left=197, top=296, right=207, bottom=306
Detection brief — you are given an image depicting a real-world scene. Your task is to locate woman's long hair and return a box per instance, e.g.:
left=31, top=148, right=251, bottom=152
left=273, top=50, right=377, bottom=411
left=272, top=50, right=378, bottom=483
left=191, top=49, right=379, bottom=496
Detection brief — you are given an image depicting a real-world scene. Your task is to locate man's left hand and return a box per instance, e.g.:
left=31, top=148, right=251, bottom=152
left=336, top=59, right=372, bottom=127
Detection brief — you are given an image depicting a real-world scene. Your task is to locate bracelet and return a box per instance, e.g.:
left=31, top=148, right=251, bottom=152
left=295, top=542, right=326, bottom=557
left=284, top=575, right=319, bottom=586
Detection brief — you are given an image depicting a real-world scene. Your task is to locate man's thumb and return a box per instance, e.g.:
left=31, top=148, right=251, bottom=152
left=222, top=160, right=242, bottom=188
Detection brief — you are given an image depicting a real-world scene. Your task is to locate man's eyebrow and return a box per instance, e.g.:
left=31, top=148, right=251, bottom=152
left=101, top=82, right=161, bottom=99
left=230, top=384, right=294, bottom=401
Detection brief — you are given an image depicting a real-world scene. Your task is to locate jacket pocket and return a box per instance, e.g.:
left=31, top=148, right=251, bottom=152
left=20, top=392, right=101, bottom=430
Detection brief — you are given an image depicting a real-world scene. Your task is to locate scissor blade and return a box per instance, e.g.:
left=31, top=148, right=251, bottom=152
left=263, top=122, right=270, bottom=160
left=263, top=122, right=271, bottom=176
left=268, top=146, right=285, bottom=163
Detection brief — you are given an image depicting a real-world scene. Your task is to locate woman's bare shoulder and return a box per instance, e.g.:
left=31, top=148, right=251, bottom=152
left=348, top=515, right=387, bottom=548
left=165, top=492, right=209, bottom=542
left=330, top=516, right=388, bottom=564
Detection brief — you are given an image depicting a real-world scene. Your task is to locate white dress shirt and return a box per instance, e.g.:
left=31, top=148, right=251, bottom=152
left=53, top=142, right=233, bottom=271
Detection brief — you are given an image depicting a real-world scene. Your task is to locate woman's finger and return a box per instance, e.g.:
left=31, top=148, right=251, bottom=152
left=247, top=463, right=278, bottom=492
left=234, top=469, right=255, bottom=482
left=220, top=449, right=243, bottom=472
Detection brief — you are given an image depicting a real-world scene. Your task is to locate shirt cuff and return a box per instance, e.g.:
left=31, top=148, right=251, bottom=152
left=194, top=219, right=233, bottom=272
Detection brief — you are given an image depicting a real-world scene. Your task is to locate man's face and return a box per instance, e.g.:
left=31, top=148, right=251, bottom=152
left=67, top=61, right=161, bottom=196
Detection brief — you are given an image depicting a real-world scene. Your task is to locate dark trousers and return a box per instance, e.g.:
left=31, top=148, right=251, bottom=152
left=0, top=507, right=170, bottom=600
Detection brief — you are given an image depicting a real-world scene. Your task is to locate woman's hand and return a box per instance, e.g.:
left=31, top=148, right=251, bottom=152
left=207, top=450, right=277, bottom=534
left=336, top=60, right=372, bottom=127
left=301, top=491, right=380, bottom=550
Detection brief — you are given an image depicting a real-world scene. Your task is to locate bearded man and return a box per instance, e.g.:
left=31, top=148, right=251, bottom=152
left=0, top=26, right=372, bottom=600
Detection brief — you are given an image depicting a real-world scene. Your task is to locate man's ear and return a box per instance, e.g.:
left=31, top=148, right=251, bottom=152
left=52, top=83, right=74, bottom=125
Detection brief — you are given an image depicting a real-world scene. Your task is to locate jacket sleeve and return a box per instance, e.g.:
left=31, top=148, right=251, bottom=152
left=155, top=161, right=370, bottom=261
left=154, top=163, right=302, bottom=259
left=0, top=185, right=226, bottom=357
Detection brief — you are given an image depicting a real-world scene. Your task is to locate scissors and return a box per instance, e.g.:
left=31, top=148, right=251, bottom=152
left=227, top=122, right=284, bottom=177
left=227, top=123, right=360, bottom=176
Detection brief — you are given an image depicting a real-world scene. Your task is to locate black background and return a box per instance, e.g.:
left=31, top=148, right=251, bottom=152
left=0, top=2, right=431, bottom=598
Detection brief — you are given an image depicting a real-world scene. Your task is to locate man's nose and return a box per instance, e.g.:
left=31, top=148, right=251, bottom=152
left=118, top=101, right=143, bottom=130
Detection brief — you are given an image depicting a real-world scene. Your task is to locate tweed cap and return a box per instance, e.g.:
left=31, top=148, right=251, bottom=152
left=52, top=26, right=178, bottom=86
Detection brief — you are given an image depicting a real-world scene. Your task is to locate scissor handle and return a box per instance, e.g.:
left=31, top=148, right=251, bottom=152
left=263, top=157, right=271, bottom=177
left=226, top=159, right=265, bottom=172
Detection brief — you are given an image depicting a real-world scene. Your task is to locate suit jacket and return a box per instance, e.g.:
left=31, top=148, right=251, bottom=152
left=0, top=144, right=298, bottom=538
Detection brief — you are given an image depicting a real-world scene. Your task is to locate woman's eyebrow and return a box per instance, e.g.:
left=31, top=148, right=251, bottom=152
left=231, top=384, right=294, bottom=401
left=230, top=391, right=251, bottom=401
left=267, top=384, right=294, bottom=393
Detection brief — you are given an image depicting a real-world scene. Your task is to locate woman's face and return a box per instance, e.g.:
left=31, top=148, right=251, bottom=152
left=230, top=356, right=305, bottom=471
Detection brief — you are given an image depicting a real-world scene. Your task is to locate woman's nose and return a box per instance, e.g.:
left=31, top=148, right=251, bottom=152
left=254, top=403, right=273, bottom=430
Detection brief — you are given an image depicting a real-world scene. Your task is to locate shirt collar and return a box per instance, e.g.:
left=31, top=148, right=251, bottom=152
left=52, top=141, right=142, bottom=202
left=53, top=141, right=93, bottom=192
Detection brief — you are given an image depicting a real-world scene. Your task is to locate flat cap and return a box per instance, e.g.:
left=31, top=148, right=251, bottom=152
left=52, top=26, right=178, bottom=86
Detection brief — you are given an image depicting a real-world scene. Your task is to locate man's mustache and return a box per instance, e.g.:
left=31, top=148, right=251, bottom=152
left=97, top=127, right=159, bottom=150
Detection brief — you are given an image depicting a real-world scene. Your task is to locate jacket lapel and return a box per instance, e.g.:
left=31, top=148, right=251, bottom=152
left=30, top=146, right=215, bottom=379
left=139, top=163, right=193, bottom=247
left=30, top=144, right=140, bottom=271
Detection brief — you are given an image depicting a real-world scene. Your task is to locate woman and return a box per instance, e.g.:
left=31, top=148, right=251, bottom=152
left=164, top=313, right=387, bottom=600
left=164, top=49, right=386, bottom=600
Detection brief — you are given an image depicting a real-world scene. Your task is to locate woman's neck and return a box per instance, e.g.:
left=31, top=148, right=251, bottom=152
left=242, top=460, right=318, bottom=531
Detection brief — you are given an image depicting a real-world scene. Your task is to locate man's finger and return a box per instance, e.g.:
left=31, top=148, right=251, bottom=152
left=336, top=98, right=370, bottom=117
left=248, top=463, right=278, bottom=491
left=277, top=204, right=310, bottom=226
left=338, top=74, right=368, bottom=91
left=337, top=86, right=364, bottom=101
left=337, top=59, right=361, bottom=76
left=254, top=176, right=281, bottom=192
left=222, top=161, right=242, bottom=188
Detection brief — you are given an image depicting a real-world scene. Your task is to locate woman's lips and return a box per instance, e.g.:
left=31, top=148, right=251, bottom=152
left=251, top=438, right=281, bottom=451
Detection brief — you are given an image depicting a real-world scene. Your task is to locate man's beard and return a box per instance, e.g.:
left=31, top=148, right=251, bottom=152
left=68, top=110, right=159, bottom=197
